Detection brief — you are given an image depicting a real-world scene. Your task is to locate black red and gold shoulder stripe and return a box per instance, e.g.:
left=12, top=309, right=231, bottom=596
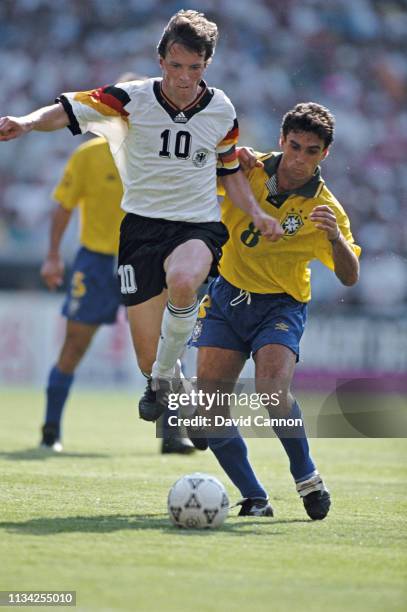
left=57, top=85, right=131, bottom=135
left=91, top=85, right=131, bottom=117
left=74, top=85, right=131, bottom=118
left=153, top=79, right=214, bottom=122
left=216, top=118, right=240, bottom=176
left=217, top=118, right=239, bottom=149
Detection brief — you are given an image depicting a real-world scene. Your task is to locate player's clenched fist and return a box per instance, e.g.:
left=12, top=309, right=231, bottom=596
left=252, top=210, right=284, bottom=242
left=237, top=147, right=264, bottom=171
left=0, top=116, right=30, bottom=141
left=309, top=205, right=340, bottom=241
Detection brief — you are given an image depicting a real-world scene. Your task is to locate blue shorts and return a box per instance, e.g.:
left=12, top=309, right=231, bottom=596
left=191, top=276, right=307, bottom=360
left=62, top=247, right=121, bottom=325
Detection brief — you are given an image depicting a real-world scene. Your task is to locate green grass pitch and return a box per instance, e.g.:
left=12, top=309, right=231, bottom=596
left=0, top=388, right=406, bottom=612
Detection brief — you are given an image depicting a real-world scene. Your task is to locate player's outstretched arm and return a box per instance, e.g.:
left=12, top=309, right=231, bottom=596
left=309, top=204, right=360, bottom=286
left=0, top=103, right=69, bottom=141
left=221, top=170, right=284, bottom=242
left=41, top=205, right=72, bottom=291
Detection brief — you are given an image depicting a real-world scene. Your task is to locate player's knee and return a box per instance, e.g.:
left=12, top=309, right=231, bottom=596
left=167, top=270, right=198, bottom=302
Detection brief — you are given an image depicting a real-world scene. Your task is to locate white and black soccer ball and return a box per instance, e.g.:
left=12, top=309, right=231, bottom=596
left=168, top=472, right=229, bottom=529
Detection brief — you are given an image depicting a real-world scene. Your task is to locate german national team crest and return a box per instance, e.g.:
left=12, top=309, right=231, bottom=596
left=281, top=212, right=304, bottom=236
left=192, top=148, right=209, bottom=168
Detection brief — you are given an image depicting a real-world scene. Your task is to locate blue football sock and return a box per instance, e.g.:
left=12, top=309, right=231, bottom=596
left=44, top=366, right=74, bottom=438
left=209, top=430, right=268, bottom=499
left=272, top=400, right=316, bottom=482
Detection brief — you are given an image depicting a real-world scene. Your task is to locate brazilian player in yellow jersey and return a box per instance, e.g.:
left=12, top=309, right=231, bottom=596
left=220, top=149, right=359, bottom=301
left=40, top=135, right=194, bottom=455
left=192, top=103, right=360, bottom=519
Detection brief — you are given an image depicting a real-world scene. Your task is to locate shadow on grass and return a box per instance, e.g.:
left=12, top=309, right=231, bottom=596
left=0, top=514, right=310, bottom=536
left=0, top=448, right=110, bottom=461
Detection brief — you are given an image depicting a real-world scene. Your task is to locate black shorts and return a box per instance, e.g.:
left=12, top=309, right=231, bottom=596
left=118, top=213, right=229, bottom=306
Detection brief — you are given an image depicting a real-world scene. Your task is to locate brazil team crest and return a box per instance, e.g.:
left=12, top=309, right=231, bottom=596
left=191, top=320, right=203, bottom=342
left=281, top=212, right=304, bottom=236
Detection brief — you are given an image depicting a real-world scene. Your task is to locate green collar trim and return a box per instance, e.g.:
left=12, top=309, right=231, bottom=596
left=262, top=152, right=324, bottom=199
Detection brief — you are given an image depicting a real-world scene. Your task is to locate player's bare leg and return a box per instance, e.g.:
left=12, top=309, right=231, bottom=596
left=198, top=346, right=245, bottom=379
left=130, top=288, right=176, bottom=422
left=41, top=320, right=99, bottom=452
left=57, top=320, right=99, bottom=373
left=138, top=240, right=212, bottom=422
left=254, top=344, right=296, bottom=417
left=198, top=346, right=246, bottom=420
left=151, top=239, right=212, bottom=376
left=196, top=346, right=245, bottom=443
left=254, top=343, right=331, bottom=520
left=196, top=347, right=273, bottom=517
left=165, top=239, right=213, bottom=306
left=127, top=290, right=168, bottom=375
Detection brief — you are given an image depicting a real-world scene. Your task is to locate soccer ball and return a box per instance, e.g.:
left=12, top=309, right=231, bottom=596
left=168, top=472, right=229, bottom=529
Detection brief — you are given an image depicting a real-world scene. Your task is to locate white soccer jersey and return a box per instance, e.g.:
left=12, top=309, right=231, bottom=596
left=58, top=78, right=240, bottom=223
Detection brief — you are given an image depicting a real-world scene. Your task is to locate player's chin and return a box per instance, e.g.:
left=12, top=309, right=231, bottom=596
left=292, top=168, right=308, bottom=179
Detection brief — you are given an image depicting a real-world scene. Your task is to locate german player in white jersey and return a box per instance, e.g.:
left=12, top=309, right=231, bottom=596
left=0, top=10, right=283, bottom=420
left=62, top=78, right=240, bottom=224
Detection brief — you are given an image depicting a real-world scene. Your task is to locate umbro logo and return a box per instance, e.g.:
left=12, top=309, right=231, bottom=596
left=174, top=112, right=187, bottom=123
left=275, top=322, right=289, bottom=332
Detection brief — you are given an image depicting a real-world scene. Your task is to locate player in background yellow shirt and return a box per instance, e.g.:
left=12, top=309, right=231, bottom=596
left=40, top=91, right=194, bottom=455
left=191, top=103, right=360, bottom=518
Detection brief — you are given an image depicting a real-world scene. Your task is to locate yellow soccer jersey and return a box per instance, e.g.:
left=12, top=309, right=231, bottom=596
left=53, top=137, right=124, bottom=254
left=219, top=152, right=361, bottom=302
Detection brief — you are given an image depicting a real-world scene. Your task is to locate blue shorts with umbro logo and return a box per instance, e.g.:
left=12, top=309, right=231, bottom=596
left=190, top=275, right=307, bottom=360
left=62, top=247, right=122, bottom=325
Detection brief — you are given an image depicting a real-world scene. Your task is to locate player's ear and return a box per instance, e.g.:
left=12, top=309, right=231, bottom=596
left=279, top=133, right=285, bottom=148
left=322, top=147, right=330, bottom=160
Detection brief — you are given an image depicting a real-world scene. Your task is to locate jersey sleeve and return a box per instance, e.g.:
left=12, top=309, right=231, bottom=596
left=52, top=147, right=85, bottom=211
left=216, top=118, right=240, bottom=176
left=56, top=83, right=132, bottom=147
left=314, top=200, right=361, bottom=270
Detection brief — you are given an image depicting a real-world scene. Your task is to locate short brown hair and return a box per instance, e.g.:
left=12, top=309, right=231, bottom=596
left=281, top=102, right=335, bottom=148
left=157, top=10, right=218, bottom=62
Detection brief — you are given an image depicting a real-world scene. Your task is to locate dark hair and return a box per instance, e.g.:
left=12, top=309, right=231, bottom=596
left=281, top=102, right=335, bottom=148
left=157, top=10, right=218, bottom=62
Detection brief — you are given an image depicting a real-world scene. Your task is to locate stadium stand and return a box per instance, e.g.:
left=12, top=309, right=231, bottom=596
left=0, top=0, right=406, bottom=311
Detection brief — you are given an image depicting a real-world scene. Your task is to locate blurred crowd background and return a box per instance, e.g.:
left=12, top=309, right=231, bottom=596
left=0, top=0, right=406, bottom=311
